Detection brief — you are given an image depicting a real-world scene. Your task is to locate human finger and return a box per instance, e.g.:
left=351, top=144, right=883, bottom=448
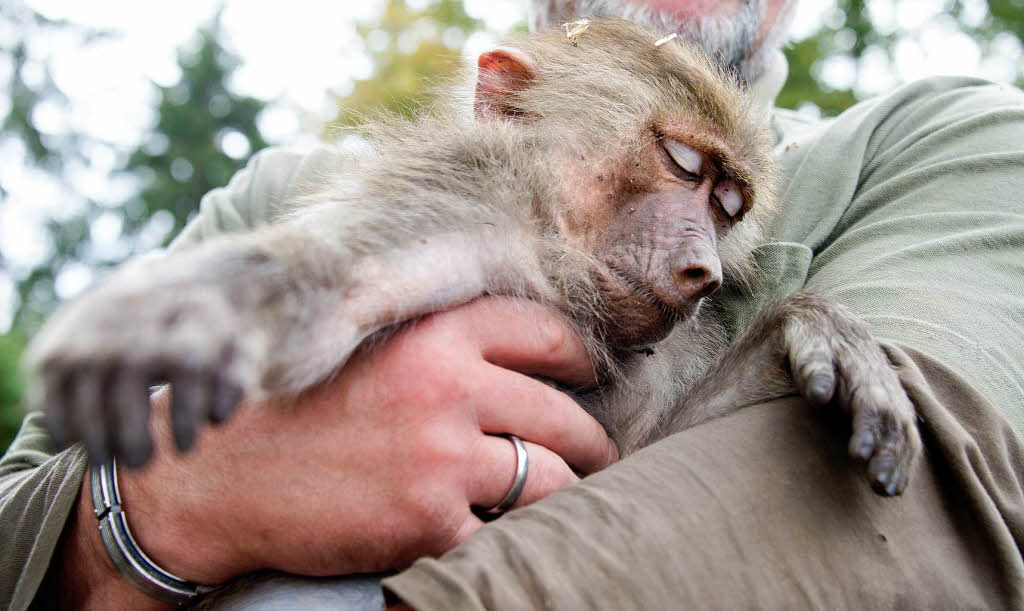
left=431, top=297, right=597, bottom=389
left=466, top=435, right=579, bottom=511
left=475, top=365, right=617, bottom=474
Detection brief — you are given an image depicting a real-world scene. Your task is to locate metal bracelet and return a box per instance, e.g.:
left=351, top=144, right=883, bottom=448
left=90, top=458, right=216, bottom=605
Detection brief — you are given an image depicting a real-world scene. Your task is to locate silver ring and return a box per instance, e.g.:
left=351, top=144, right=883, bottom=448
left=486, top=434, right=529, bottom=513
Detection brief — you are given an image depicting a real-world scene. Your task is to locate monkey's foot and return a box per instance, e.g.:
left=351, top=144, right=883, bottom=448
left=26, top=284, right=261, bottom=467
left=781, top=296, right=921, bottom=497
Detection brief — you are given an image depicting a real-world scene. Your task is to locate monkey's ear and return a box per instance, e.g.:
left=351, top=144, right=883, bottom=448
left=474, top=47, right=540, bottom=121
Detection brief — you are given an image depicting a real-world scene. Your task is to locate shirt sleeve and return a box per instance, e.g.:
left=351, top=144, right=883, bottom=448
left=0, top=144, right=341, bottom=611
left=169, top=145, right=343, bottom=252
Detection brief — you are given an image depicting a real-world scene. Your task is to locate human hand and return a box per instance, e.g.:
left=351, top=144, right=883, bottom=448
left=108, top=297, right=616, bottom=590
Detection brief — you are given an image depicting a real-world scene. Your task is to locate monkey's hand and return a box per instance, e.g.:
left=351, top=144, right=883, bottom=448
left=776, top=293, right=921, bottom=496
left=24, top=260, right=263, bottom=467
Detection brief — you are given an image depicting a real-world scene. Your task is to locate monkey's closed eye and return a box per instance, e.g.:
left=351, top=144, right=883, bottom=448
left=664, top=139, right=703, bottom=179
left=713, top=179, right=744, bottom=218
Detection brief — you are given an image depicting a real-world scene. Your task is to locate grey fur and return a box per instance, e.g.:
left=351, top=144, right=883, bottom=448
left=25, top=20, right=918, bottom=497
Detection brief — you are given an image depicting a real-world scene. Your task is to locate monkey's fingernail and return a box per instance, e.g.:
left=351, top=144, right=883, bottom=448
left=211, top=382, right=243, bottom=424
left=173, top=427, right=196, bottom=453
left=885, top=469, right=900, bottom=496
left=849, top=431, right=874, bottom=460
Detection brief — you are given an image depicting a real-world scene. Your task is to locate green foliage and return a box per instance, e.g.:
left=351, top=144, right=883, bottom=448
left=332, top=0, right=485, bottom=129
left=0, top=8, right=267, bottom=455
left=126, top=18, right=269, bottom=241
left=0, top=332, right=26, bottom=452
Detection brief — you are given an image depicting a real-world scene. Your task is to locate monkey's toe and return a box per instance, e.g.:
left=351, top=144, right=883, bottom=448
left=71, top=373, right=115, bottom=465
left=867, top=452, right=899, bottom=495
left=854, top=412, right=917, bottom=496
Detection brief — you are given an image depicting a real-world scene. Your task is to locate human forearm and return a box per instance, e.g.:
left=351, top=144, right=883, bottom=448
left=50, top=387, right=244, bottom=609
left=44, top=298, right=615, bottom=607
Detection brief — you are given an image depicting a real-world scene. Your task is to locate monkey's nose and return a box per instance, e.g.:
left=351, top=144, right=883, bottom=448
left=670, top=246, right=722, bottom=300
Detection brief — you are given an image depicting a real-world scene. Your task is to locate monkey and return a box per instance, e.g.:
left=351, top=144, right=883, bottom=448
left=25, top=18, right=919, bottom=498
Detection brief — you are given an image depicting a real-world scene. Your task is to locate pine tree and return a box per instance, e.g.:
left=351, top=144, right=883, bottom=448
left=0, top=12, right=268, bottom=450
left=123, top=16, right=268, bottom=242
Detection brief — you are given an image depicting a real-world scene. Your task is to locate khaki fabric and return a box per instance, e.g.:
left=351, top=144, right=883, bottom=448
left=2, top=75, right=1023, bottom=609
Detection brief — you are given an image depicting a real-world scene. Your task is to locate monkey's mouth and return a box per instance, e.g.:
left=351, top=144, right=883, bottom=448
left=598, top=265, right=699, bottom=348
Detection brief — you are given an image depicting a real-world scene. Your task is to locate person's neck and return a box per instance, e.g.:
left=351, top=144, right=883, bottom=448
left=748, top=49, right=788, bottom=111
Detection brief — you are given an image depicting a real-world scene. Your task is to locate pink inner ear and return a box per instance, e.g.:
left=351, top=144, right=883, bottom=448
left=474, top=47, right=540, bottom=120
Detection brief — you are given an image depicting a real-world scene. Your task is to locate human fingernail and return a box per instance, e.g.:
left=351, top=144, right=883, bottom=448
left=608, top=439, right=620, bottom=464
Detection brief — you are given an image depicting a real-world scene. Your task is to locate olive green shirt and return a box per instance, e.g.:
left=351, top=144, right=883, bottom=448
left=2, top=74, right=1023, bottom=609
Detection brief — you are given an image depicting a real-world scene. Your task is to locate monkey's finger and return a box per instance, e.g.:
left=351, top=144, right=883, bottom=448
left=452, top=298, right=597, bottom=389
left=169, top=369, right=208, bottom=452
left=783, top=319, right=836, bottom=405
left=847, top=387, right=908, bottom=495
left=847, top=385, right=882, bottom=461
left=467, top=436, right=579, bottom=511
left=109, top=369, right=153, bottom=468
left=42, top=373, right=75, bottom=449
left=477, top=364, right=618, bottom=474
left=869, top=406, right=918, bottom=496
left=71, top=371, right=112, bottom=465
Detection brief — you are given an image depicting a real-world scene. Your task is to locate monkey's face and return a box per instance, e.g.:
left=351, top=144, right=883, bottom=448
left=559, top=124, right=751, bottom=348
left=474, top=18, right=775, bottom=347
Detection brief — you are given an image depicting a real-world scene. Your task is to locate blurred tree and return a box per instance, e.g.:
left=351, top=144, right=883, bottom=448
left=780, top=0, right=1024, bottom=115
left=331, top=0, right=486, bottom=128
left=0, top=9, right=267, bottom=452
left=124, top=16, right=269, bottom=242
left=0, top=1, right=102, bottom=450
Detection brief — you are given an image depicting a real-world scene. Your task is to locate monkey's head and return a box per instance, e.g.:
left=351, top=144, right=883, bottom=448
left=474, top=18, right=778, bottom=347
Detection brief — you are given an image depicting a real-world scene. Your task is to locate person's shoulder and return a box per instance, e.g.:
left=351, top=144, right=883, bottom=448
left=815, top=77, right=1021, bottom=142
left=774, top=77, right=1024, bottom=172
left=169, top=144, right=346, bottom=250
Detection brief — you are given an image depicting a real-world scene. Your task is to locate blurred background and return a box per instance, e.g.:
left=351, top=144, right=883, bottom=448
left=1, top=0, right=1022, bottom=452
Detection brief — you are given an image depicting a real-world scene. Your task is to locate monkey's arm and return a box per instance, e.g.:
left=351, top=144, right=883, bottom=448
left=26, top=209, right=550, bottom=465
left=661, top=292, right=920, bottom=496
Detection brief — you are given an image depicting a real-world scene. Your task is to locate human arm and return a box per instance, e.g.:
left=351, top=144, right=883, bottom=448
left=0, top=144, right=619, bottom=608
left=25, top=297, right=616, bottom=610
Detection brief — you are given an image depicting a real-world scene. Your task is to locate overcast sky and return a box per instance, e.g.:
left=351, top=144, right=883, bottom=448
left=1, top=0, right=1022, bottom=331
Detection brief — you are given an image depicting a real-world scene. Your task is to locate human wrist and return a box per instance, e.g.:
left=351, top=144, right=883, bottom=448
left=111, top=387, right=250, bottom=587
left=54, top=470, right=171, bottom=610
